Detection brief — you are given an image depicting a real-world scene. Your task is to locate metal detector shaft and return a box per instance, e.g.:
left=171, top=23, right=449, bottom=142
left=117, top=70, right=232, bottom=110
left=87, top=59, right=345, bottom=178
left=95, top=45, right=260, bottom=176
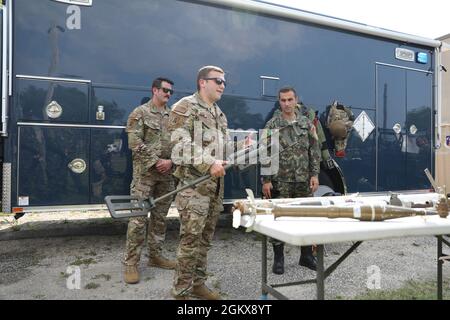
left=105, top=124, right=292, bottom=219
left=105, top=162, right=239, bottom=219
left=151, top=162, right=235, bottom=207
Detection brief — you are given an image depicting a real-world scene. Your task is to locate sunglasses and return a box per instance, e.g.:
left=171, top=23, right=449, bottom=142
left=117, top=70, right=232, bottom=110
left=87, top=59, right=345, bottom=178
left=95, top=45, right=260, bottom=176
left=159, top=87, right=174, bottom=95
left=203, top=77, right=227, bottom=87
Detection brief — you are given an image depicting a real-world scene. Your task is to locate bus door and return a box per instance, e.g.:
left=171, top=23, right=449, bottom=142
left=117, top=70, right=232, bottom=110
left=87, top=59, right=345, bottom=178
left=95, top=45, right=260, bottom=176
left=376, top=63, right=433, bottom=191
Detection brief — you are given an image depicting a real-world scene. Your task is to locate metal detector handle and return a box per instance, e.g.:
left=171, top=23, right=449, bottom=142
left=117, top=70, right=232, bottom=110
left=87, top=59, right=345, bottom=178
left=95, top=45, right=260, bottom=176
left=104, top=195, right=151, bottom=219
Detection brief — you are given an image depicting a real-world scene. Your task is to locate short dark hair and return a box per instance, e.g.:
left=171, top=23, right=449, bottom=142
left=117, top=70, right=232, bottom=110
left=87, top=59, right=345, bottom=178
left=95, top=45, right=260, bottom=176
left=152, top=77, right=174, bottom=90
left=197, top=66, right=225, bottom=91
left=278, top=86, right=297, bottom=99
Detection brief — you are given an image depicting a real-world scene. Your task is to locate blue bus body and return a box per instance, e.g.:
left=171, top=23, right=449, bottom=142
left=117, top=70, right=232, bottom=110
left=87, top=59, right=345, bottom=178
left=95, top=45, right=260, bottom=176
left=0, top=0, right=441, bottom=212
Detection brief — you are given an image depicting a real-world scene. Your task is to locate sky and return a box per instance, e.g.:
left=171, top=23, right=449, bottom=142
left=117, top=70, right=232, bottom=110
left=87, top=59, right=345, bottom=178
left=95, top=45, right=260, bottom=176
left=266, top=0, right=449, bottom=40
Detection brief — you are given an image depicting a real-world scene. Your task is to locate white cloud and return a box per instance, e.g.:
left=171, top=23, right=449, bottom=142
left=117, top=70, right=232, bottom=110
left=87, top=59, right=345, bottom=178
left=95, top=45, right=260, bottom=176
left=266, top=0, right=449, bottom=39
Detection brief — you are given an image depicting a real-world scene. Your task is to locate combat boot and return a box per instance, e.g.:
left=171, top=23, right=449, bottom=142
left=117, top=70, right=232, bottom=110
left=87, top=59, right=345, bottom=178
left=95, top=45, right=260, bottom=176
left=123, top=265, right=139, bottom=284
left=272, top=243, right=285, bottom=275
left=299, top=246, right=317, bottom=271
left=171, top=289, right=190, bottom=300
left=148, top=256, right=176, bottom=270
left=191, top=284, right=221, bottom=300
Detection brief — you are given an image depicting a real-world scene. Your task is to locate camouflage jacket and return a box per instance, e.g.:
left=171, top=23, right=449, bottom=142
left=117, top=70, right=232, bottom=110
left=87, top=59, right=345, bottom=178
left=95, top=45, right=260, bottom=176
left=262, top=109, right=320, bottom=183
left=168, top=92, right=228, bottom=183
left=126, top=101, right=172, bottom=179
left=273, top=103, right=330, bottom=164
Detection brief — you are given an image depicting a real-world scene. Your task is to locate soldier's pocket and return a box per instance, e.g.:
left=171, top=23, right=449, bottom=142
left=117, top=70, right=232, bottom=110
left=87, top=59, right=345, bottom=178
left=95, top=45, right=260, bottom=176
left=185, top=193, right=210, bottom=234
left=144, top=119, right=161, bottom=142
left=187, top=193, right=210, bottom=216
left=176, top=189, right=193, bottom=211
left=144, top=118, right=160, bottom=130
left=198, top=111, right=216, bottom=130
left=176, top=189, right=209, bottom=213
left=177, top=189, right=210, bottom=235
left=297, top=126, right=309, bottom=143
left=217, top=112, right=228, bottom=130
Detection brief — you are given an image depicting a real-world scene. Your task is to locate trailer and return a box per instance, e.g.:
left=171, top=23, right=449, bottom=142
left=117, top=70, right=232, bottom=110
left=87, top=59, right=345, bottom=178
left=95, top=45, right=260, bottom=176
left=0, top=0, right=446, bottom=214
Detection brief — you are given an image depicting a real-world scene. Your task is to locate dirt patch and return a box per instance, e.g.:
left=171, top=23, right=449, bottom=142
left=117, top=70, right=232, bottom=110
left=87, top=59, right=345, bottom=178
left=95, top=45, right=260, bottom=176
left=0, top=248, right=45, bottom=285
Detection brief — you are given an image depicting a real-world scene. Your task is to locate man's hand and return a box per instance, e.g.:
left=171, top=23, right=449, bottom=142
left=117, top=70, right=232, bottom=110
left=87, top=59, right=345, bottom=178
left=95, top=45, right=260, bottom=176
left=262, top=182, right=273, bottom=199
left=310, top=176, right=319, bottom=193
left=244, top=133, right=255, bottom=149
left=210, top=160, right=227, bottom=177
left=156, top=159, right=173, bottom=174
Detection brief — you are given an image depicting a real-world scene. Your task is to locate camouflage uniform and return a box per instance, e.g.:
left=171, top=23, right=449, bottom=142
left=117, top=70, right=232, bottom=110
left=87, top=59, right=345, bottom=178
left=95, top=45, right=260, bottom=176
left=124, top=101, right=175, bottom=266
left=298, top=103, right=332, bottom=167
left=262, top=109, right=321, bottom=245
left=273, top=103, right=331, bottom=167
left=168, top=92, right=227, bottom=297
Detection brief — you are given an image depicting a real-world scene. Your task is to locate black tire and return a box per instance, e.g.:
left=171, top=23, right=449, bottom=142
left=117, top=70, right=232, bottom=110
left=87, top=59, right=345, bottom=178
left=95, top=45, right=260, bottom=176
left=316, top=170, right=341, bottom=197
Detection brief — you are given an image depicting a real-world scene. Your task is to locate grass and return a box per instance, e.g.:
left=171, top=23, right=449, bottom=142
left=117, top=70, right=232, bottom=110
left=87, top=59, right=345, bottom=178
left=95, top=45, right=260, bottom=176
left=1, top=217, right=21, bottom=231
left=70, top=257, right=97, bottom=267
left=212, top=279, right=221, bottom=290
left=92, top=274, right=111, bottom=281
left=84, top=282, right=100, bottom=290
left=343, top=280, right=450, bottom=300
left=0, top=213, right=14, bottom=217
left=102, top=218, right=115, bottom=224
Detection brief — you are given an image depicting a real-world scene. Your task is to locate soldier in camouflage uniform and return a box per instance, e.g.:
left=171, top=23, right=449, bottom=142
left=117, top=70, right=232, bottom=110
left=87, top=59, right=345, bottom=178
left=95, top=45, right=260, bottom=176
left=167, top=66, right=228, bottom=300
left=271, top=100, right=334, bottom=170
left=262, top=86, right=321, bottom=274
left=123, top=77, right=176, bottom=284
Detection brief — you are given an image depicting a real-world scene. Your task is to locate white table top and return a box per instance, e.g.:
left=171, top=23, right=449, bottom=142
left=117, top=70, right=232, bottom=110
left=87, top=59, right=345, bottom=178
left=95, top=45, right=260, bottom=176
left=240, top=214, right=450, bottom=246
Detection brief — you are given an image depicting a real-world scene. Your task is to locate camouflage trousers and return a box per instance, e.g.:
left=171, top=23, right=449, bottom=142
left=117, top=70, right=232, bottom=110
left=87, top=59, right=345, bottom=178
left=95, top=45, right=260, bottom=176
left=270, top=181, right=312, bottom=246
left=172, top=179, right=224, bottom=296
left=124, top=176, right=175, bottom=266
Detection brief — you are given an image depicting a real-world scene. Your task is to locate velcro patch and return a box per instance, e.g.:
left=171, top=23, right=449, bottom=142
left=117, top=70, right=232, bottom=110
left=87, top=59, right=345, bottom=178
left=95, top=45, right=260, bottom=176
left=172, top=101, right=190, bottom=116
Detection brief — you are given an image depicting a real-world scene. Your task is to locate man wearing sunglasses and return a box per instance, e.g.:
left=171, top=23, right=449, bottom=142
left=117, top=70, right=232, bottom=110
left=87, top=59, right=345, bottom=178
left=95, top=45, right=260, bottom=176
left=123, top=77, right=177, bottom=284
left=168, top=66, right=228, bottom=300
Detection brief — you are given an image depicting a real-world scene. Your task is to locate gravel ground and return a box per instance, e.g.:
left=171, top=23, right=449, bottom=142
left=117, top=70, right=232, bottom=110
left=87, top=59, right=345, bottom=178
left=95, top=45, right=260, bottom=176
left=0, top=212, right=449, bottom=300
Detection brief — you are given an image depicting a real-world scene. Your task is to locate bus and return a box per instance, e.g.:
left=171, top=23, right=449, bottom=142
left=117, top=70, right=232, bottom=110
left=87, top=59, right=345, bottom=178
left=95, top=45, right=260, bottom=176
left=0, top=0, right=445, bottom=214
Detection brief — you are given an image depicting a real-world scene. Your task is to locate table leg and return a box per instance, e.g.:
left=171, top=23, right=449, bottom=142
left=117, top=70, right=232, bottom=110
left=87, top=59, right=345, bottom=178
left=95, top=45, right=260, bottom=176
left=437, top=236, right=443, bottom=300
left=317, top=244, right=325, bottom=300
left=261, top=235, right=268, bottom=299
